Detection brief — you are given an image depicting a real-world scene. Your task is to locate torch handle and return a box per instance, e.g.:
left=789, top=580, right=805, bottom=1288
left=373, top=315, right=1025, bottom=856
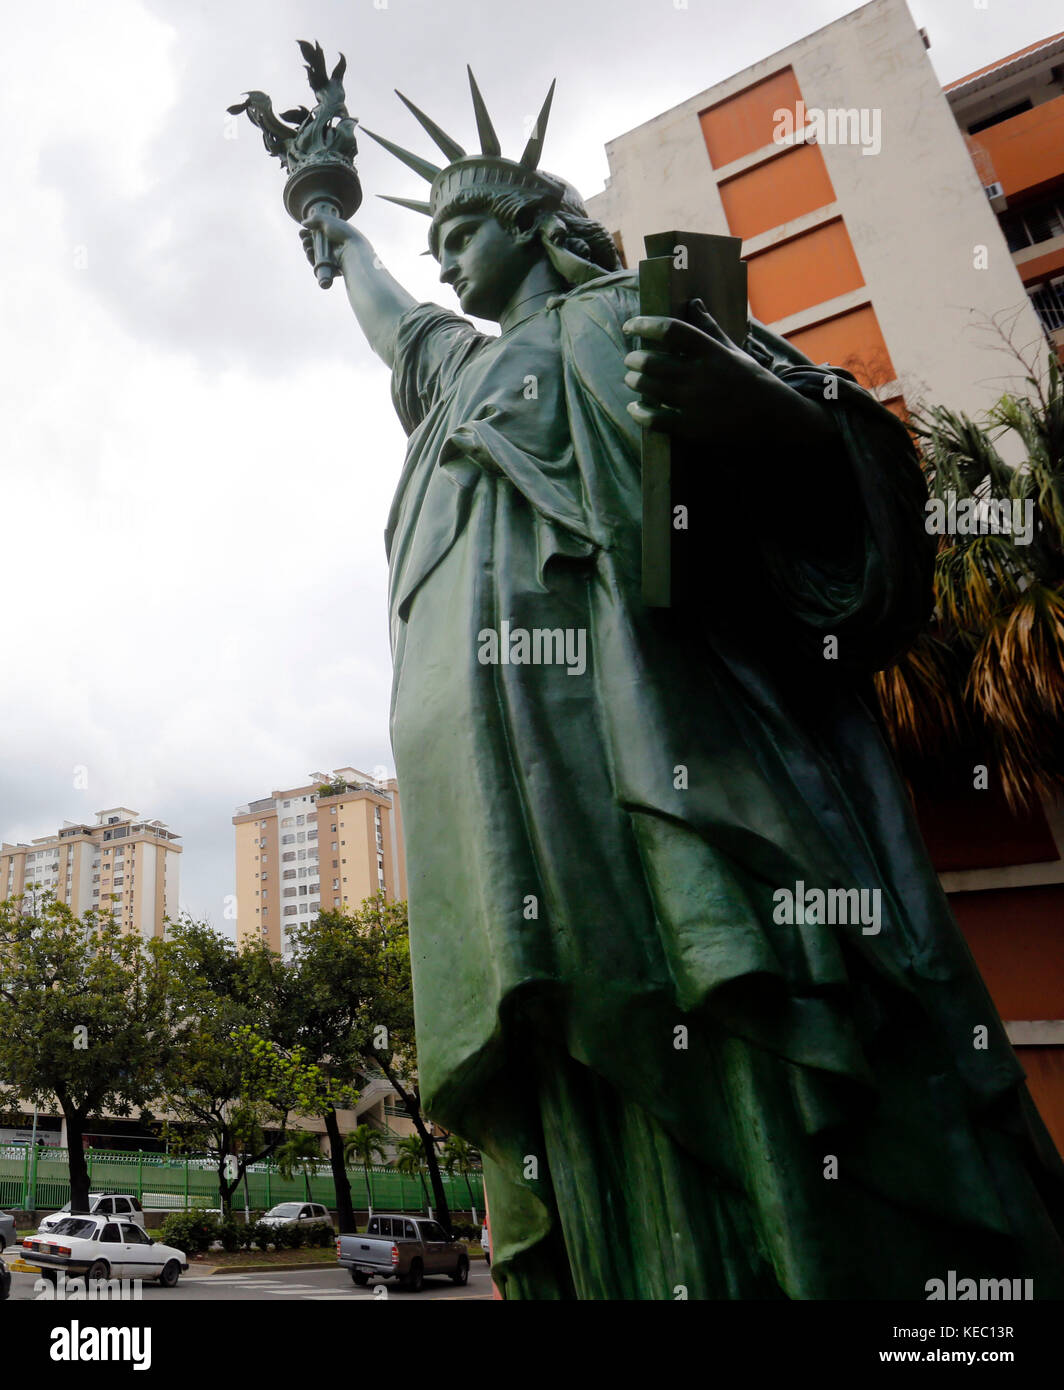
left=307, top=198, right=342, bottom=289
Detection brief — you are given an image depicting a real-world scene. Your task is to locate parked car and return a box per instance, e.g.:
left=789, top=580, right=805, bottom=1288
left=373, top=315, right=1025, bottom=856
left=0, top=1211, right=17, bottom=1252
left=337, top=1215, right=468, bottom=1291
left=259, top=1201, right=332, bottom=1229
left=21, top=1216, right=187, bottom=1286
left=37, top=1194, right=145, bottom=1236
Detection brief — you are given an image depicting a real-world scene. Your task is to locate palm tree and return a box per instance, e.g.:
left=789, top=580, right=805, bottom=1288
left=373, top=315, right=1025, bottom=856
left=875, top=345, right=1064, bottom=809
left=343, top=1123, right=387, bottom=1219
left=441, top=1133, right=481, bottom=1226
left=274, top=1129, right=324, bottom=1202
left=394, top=1133, right=432, bottom=1213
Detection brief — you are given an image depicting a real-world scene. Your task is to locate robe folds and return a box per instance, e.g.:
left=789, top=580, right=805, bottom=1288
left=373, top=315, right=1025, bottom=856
left=384, top=269, right=1064, bottom=1299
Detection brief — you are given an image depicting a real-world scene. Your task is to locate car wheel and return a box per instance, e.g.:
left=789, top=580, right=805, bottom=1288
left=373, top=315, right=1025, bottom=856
left=450, top=1255, right=469, bottom=1285
left=158, top=1260, right=181, bottom=1288
left=87, top=1260, right=110, bottom=1282
left=38, top=1269, right=58, bottom=1286
left=401, top=1259, right=424, bottom=1292
left=351, top=1271, right=370, bottom=1286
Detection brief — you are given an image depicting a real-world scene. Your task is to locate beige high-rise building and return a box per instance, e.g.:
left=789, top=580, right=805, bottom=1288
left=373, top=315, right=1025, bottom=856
left=1, top=807, right=182, bottom=937
left=233, top=767, right=407, bottom=955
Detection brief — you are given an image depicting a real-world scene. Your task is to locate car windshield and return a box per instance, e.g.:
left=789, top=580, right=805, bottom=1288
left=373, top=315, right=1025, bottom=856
left=47, top=1218, right=97, bottom=1239
left=266, top=1204, right=302, bottom=1217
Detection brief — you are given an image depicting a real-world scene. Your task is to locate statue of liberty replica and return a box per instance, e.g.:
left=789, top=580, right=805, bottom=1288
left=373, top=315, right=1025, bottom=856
left=233, top=49, right=1064, bottom=1299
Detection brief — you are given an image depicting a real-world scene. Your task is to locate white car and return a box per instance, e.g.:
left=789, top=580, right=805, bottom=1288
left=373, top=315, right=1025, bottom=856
left=260, top=1201, right=332, bottom=1228
left=37, top=1193, right=145, bottom=1235
left=21, top=1215, right=187, bottom=1286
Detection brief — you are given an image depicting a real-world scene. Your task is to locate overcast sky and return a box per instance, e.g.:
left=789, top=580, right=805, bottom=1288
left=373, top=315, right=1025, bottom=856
left=1, top=0, right=1059, bottom=930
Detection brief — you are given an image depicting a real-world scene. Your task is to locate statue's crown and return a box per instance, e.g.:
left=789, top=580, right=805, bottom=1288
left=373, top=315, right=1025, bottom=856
left=362, top=68, right=585, bottom=238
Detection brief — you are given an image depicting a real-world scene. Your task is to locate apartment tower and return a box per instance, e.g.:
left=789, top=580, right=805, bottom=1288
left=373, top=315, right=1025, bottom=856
left=1, top=807, right=182, bottom=937
left=233, top=768, right=407, bottom=955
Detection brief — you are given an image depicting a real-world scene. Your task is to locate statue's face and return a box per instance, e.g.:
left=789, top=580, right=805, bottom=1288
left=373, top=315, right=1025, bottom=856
left=437, top=210, right=539, bottom=321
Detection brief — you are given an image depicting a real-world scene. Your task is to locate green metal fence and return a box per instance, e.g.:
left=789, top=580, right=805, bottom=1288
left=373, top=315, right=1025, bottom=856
left=0, top=1146, right=484, bottom=1215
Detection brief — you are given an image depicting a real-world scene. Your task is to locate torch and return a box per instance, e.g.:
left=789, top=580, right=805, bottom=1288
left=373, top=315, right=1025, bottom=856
left=229, top=41, right=362, bottom=290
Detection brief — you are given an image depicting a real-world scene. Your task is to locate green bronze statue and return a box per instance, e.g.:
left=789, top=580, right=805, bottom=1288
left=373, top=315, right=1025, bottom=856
left=233, top=53, right=1064, bottom=1299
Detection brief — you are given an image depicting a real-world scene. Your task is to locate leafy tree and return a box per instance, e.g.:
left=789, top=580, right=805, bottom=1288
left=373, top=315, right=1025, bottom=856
left=344, top=1123, right=386, bottom=1217
left=158, top=920, right=329, bottom=1213
left=876, top=343, right=1064, bottom=808
left=0, top=895, right=173, bottom=1212
left=395, top=1133, right=431, bottom=1212
left=284, top=896, right=451, bottom=1233
left=275, top=1129, right=325, bottom=1202
left=441, top=1132, right=482, bottom=1223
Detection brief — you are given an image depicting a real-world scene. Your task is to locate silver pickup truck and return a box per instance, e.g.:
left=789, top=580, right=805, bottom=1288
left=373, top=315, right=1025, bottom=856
left=337, top=1215, right=469, bottom=1291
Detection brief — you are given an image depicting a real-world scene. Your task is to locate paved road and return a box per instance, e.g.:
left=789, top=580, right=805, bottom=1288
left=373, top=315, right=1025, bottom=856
left=3, top=1254, right=493, bottom=1302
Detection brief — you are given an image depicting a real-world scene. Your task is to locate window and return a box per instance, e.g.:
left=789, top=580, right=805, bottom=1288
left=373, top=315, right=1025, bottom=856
left=1029, top=276, right=1064, bottom=334
left=282, top=852, right=296, bottom=863
left=404, top=1220, right=417, bottom=1238
left=284, top=906, right=297, bottom=917
left=299, top=885, right=307, bottom=895
left=100, top=1223, right=121, bottom=1244
left=281, top=817, right=295, bottom=828
left=284, top=887, right=296, bottom=898
left=968, top=98, right=1032, bottom=135
left=281, top=834, right=295, bottom=846
left=1001, top=196, right=1064, bottom=252
left=283, top=870, right=296, bottom=881
left=122, top=1223, right=150, bottom=1244
left=333, top=880, right=340, bottom=890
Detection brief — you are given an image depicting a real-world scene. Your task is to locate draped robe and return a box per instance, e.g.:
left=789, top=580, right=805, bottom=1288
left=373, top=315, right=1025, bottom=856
left=384, top=269, right=1064, bottom=1299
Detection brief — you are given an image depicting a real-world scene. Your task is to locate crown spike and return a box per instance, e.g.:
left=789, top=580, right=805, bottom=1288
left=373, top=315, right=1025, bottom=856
left=467, top=66, right=502, bottom=157
left=519, top=79, right=556, bottom=169
left=394, top=90, right=466, bottom=162
left=361, top=126, right=442, bottom=183
left=378, top=194, right=433, bottom=216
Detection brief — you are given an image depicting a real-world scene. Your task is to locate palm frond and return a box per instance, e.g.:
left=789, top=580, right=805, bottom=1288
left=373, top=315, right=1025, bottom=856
left=874, top=633, right=968, bottom=761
